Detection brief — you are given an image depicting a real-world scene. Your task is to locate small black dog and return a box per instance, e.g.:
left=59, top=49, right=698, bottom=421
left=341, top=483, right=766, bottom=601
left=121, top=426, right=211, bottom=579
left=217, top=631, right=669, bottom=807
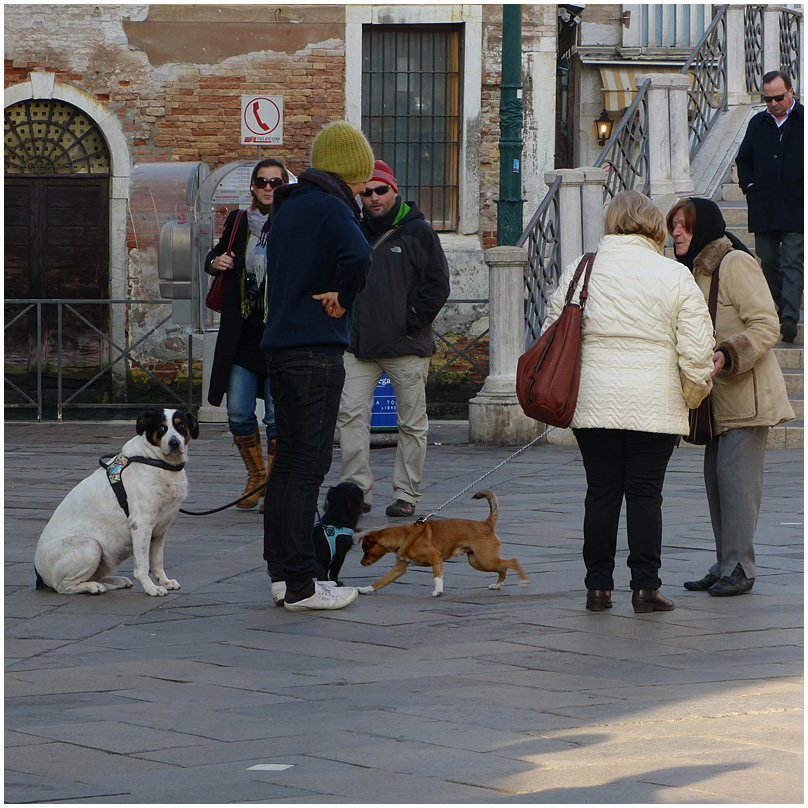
left=313, top=482, right=364, bottom=585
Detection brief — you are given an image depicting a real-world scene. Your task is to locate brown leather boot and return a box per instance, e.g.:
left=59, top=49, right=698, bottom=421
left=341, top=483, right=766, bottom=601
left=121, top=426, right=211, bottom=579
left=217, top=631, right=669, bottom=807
left=259, top=439, right=276, bottom=514
left=233, top=432, right=266, bottom=509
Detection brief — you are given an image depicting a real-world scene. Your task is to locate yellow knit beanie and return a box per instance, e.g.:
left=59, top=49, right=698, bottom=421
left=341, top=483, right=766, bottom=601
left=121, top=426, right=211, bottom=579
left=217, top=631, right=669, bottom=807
left=310, top=121, right=375, bottom=185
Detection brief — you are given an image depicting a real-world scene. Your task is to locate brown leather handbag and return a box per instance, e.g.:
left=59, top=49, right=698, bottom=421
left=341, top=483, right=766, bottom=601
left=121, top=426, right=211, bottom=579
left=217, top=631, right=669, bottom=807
left=685, top=266, right=720, bottom=445
left=205, top=209, right=246, bottom=313
left=516, top=252, right=596, bottom=428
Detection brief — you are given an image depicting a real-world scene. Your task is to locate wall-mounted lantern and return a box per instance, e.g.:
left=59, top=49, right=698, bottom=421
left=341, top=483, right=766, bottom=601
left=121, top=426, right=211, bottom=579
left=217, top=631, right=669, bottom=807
left=595, top=109, right=613, bottom=147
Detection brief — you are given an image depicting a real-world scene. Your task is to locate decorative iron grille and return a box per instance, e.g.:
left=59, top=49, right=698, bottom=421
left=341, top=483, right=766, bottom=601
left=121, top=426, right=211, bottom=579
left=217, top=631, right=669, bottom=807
left=682, top=5, right=728, bottom=160
left=517, top=176, right=561, bottom=348
left=361, top=25, right=461, bottom=231
left=780, top=8, right=802, bottom=93
left=5, top=100, right=110, bottom=175
left=593, top=80, right=651, bottom=203
left=744, top=6, right=765, bottom=94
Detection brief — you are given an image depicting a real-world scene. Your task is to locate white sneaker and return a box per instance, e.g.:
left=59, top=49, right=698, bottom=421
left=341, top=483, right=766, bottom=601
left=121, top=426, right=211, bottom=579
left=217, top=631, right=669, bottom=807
left=283, top=580, right=358, bottom=612
left=270, top=581, right=286, bottom=607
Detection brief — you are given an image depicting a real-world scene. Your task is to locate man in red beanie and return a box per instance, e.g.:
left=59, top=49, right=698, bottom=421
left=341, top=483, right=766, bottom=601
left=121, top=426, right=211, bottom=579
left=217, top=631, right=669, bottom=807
left=337, top=160, right=450, bottom=518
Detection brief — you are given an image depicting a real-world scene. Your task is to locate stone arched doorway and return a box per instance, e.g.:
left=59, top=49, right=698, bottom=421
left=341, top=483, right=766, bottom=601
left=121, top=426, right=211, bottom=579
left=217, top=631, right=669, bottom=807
left=5, top=98, right=111, bottom=380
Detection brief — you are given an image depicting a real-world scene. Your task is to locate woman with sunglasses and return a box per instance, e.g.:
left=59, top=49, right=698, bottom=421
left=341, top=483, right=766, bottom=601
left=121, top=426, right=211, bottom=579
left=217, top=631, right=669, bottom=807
left=205, top=158, right=288, bottom=511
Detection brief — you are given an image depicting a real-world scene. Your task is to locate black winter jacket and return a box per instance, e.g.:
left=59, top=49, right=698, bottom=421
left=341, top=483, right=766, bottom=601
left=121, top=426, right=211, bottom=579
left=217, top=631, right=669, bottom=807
left=351, top=201, right=450, bottom=359
left=204, top=210, right=267, bottom=407
left=736, top=101, right=803, bottom=233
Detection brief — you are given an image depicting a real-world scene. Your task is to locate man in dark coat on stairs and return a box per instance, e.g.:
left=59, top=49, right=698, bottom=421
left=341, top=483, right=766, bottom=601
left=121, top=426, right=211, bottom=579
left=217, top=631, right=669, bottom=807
left=736, top=70, right=804, bottom=343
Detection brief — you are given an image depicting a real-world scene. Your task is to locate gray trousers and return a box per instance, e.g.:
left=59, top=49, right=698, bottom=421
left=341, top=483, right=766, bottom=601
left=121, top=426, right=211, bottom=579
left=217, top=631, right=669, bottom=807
left=337, top=352, right=430, bottom=506
left=703, top=425, right=769, bottom=579
left=755, top=231, right=804, bottom=324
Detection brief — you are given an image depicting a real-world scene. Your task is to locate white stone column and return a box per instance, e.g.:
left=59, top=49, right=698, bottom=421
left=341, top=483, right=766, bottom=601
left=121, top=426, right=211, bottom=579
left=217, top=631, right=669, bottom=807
left=667, top=75, right=695, bottom=195
left=545, top=169, right=584, bottom=272
left=581, top=167, right=607, bottom=251
left=468, top=246, right=542, bottom=446
left=638, top=73, right=675, bottom=198
left=763, top=7, right=781, bottom=76
left=726, top=5, right=751, bottom=105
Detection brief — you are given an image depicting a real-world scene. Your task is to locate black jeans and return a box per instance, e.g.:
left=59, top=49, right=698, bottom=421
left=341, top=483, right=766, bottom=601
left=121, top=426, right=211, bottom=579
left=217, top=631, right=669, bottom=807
left=573, top=428, right=677, bottom=591
left=263, top=348, right=345, bottom=591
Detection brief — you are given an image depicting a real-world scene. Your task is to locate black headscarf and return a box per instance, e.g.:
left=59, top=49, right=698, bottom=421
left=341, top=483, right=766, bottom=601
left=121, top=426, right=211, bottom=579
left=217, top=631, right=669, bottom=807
left=674, top=197, right=754, bottom=270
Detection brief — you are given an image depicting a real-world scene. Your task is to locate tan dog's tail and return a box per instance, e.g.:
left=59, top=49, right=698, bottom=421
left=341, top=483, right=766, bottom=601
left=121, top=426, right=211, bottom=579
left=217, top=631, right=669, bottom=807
left=472, top=489, right=498, bottom=527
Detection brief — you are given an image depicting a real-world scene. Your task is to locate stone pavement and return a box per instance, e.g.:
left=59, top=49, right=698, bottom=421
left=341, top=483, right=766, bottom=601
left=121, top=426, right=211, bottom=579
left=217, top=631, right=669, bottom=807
left=4, top=420, right=804, bottom=804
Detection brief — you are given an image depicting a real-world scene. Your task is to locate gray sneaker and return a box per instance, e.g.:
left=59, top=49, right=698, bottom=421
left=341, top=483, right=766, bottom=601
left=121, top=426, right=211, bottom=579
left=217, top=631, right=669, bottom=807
left=283, top=579, right=358, bottom=612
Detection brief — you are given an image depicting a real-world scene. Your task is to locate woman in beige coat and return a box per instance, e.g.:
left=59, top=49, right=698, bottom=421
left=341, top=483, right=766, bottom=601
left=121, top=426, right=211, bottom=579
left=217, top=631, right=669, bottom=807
left=545, top=191, right=714, bottom=613
left=668, top=198, right=794, bottom=597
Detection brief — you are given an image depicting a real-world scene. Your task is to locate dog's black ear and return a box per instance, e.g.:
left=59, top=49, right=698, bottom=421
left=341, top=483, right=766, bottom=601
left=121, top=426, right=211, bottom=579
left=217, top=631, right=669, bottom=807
left=136, top=409, right=158, bottom=436
left=184, top=411, right=200, bottom=440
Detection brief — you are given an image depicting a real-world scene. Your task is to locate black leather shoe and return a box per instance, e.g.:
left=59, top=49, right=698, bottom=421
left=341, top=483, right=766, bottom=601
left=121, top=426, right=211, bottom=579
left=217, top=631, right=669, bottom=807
left=708, top=564, right=755, bottom=597
left=632, top=589, right=675, bottom=613
left=585, top=589, right=612, bottom=611
left=683, top=572, right=719, bottom=591
left=386, top=499, right=415, bottom=518
left=781, top=316, right=798, bottom=343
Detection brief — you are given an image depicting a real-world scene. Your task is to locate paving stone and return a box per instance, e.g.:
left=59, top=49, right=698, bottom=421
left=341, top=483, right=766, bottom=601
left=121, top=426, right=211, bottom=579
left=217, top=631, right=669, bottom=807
left=4, top=422, right=802, bottom=803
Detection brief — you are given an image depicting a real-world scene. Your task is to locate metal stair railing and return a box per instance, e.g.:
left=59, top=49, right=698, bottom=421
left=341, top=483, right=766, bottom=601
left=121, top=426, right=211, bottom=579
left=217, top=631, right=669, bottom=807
left=779, top=6, right=802, bottom=91
left=517, top=174, right=561, bottom=348
left=593, top=79, right=652, bottom=202
left=682, top=4, right=729, bottom=160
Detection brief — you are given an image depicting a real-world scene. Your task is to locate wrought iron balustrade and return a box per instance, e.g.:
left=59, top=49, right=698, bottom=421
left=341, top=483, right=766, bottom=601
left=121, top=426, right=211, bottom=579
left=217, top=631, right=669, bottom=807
left=682, top=4, right=728, bottom=159
left=593, top=80, right=651, bottom=203
left=745, top=6, right=765, bottom=93
left=517, top=175, right=561, bottom=348
left=780, top=7, right=802, bottom=91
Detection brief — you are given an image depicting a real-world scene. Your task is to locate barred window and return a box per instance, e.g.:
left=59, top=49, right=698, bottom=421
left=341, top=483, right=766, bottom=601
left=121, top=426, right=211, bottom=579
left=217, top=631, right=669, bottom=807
left=362, top=25, right=461, bottom=231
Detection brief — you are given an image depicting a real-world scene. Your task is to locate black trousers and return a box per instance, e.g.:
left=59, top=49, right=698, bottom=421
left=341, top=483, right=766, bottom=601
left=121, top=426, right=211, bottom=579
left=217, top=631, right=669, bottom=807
left=574, top=428, right=677, bottom=591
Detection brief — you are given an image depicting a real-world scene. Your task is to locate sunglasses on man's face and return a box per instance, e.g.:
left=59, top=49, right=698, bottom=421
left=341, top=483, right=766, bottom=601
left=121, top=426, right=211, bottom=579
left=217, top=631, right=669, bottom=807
left=360, top=184, right=392, bottom=198
left=762, top=92, right=789, bottom=103
left=253, top=176, right=284, bottom=190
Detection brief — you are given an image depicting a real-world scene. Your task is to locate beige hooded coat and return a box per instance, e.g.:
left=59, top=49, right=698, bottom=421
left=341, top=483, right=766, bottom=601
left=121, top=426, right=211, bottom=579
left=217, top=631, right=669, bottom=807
left=692, top=237, right=794, bottom=434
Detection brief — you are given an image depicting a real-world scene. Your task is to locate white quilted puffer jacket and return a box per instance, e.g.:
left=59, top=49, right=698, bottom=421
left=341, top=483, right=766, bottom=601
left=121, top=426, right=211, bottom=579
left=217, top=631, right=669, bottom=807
left=543, top=234, right=714, bottom=435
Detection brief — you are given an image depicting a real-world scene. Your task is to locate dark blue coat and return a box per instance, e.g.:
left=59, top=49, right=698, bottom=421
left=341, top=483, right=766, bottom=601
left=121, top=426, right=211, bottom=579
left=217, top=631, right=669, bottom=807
left=736, top=101, right=803, bottom=233
left=260, top=184, right=372, bottom=352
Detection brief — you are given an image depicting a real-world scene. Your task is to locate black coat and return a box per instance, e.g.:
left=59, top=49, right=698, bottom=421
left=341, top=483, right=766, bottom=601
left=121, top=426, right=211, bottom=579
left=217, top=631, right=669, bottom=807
left=351, top=201, right=450, bottom=359
left=736, top=101, right=804, bottom=233
left=204, top=210, right=267, bottom=407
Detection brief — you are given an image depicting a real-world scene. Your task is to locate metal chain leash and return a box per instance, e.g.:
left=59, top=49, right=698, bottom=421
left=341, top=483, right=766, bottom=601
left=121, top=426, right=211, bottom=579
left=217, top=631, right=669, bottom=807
left=416, top=425, right=556, bottom=523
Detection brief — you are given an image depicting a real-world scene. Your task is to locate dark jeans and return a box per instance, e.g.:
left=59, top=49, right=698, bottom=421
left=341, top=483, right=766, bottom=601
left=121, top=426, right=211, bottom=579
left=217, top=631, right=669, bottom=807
left=263, top=347, right=345, bottom=591
left=574, top=428, right=677, bottom=591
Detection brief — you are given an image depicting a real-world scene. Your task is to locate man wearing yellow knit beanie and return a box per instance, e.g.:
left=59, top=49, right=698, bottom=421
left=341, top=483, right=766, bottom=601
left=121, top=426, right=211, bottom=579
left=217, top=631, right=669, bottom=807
left=261, top=121, right=374, bottom=612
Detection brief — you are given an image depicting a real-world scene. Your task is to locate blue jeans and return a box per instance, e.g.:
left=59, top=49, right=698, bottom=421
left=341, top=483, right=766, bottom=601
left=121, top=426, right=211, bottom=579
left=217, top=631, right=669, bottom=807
left=226, top=364, right=276, bottom=440
left=262, top=348, right=345, bottom=591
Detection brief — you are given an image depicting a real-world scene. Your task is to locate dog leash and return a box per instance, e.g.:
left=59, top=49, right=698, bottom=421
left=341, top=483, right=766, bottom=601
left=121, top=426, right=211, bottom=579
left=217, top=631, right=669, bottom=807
left=99, top=453, right=186, bottom=517
left=415, top=425, right=555, bottom=524
left=179, top=482, right=267, bottom=516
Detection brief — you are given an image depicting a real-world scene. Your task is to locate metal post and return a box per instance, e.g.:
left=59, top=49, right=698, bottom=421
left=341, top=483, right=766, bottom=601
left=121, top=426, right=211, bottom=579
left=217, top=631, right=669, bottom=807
left=496, top=4, right=524, bottom=246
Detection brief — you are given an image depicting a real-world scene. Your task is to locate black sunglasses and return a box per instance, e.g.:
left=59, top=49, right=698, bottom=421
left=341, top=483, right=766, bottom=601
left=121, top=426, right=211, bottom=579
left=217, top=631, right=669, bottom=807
left=360, top=184, right=392, bottom=198
left=762, top=92, right=789, bottom=103
left=254, top=176, right=284, bottom=190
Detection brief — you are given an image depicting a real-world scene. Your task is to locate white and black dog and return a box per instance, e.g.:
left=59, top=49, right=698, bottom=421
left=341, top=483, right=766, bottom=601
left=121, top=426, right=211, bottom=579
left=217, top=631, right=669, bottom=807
left=34, top=408, right=199, bottom=596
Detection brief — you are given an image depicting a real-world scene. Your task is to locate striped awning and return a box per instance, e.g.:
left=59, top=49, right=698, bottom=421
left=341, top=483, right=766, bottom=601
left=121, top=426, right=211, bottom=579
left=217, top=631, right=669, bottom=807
left=598, top=65, right=683, bottom=111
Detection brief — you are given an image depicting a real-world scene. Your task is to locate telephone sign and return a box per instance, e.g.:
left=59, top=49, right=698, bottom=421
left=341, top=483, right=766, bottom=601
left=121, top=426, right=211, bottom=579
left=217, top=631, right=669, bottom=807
left=241, top=96, right=283, bottom=145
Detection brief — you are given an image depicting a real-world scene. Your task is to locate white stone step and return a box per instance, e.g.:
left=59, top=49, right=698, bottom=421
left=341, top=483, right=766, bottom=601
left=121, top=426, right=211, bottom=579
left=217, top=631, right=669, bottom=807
left=721, top=183, right=746, bottom=202
left=775, top=345, right=804, bottom=369
left=782, top=368, right=804, bottom=397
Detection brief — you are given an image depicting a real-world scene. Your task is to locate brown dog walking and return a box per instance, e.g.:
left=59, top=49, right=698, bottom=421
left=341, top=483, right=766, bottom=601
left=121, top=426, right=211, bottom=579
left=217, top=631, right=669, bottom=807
left=357, top=490, right=527, bottom=597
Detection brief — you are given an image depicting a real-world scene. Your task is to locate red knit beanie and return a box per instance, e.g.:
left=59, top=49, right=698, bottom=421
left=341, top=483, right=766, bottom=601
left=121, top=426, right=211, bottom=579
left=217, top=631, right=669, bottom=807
left=370, top=160, right=398, bottom=195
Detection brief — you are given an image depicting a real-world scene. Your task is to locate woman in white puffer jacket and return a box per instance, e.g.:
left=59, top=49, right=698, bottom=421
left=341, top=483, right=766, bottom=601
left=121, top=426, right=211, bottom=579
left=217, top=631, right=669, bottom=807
left=543, top=190, right=714, bottom=614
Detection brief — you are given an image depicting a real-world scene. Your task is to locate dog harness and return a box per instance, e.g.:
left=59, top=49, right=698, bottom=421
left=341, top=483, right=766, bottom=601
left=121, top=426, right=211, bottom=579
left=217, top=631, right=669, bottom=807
left=323, top=525, right=354, bottom=559
left=99, top=453, right=185, bottom=517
